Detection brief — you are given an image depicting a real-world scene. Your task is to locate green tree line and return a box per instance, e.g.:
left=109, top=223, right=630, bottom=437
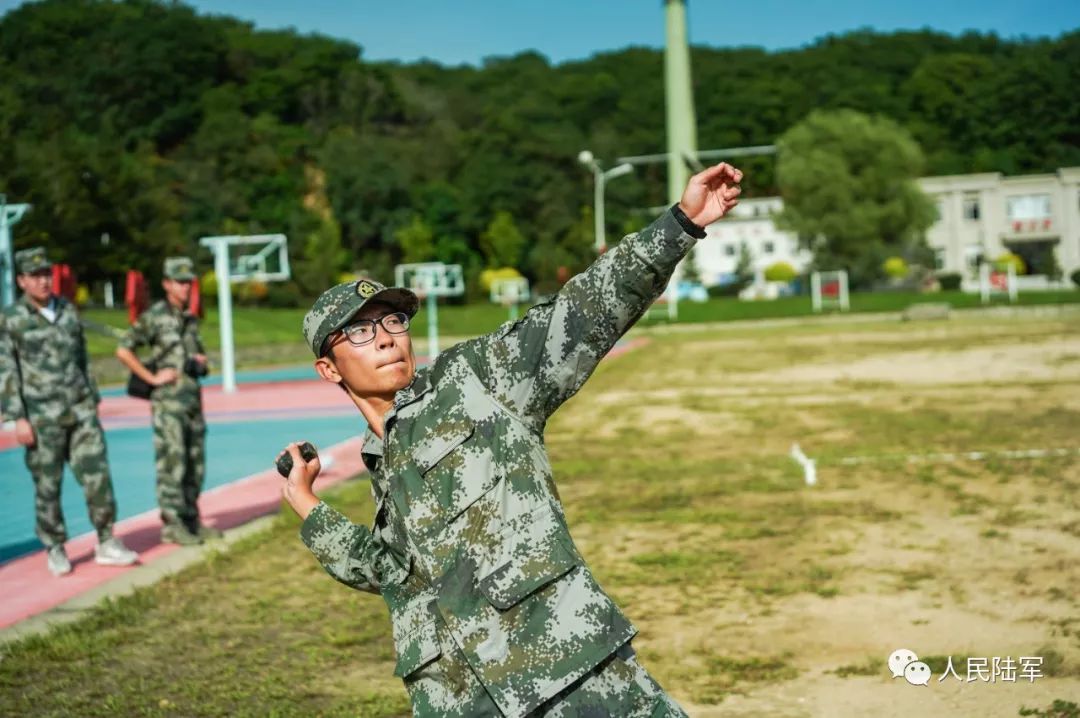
left=1, top=0, right=1077, bottom=298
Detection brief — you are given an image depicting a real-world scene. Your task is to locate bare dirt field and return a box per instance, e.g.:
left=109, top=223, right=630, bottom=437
left=551, top=308, right=1080, bottom=717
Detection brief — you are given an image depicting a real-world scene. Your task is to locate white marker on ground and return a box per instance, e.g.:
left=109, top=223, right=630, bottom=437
left=790, top=443, right=817, bottom=486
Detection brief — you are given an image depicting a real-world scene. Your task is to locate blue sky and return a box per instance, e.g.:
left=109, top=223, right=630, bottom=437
left=2, top=0, right=1078, bottom=65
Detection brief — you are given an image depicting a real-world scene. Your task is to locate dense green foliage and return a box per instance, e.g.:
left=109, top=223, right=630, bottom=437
left=777, top=110, right=937, bottom=286
left=2, top=0, right=1078, bottom=295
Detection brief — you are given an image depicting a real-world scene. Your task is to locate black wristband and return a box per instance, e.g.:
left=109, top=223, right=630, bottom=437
left=670, top=203, right=706, bottom=239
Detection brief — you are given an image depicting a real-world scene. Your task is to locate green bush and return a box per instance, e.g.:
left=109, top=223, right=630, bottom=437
left=995, top=252, right=1026, bottom=275
left=1070, top=268, right=1080, bottom=289
left=882, top=256, right=909, bottom=279
left=200, top=270, right=218, bottom=298
left=265, top=282, right=303, bottom=308
left=236, top=280, right=269, bottom=306
left=764, top=262, right=797, bottom=283
left=708, top=280, right=748, bottom=298
left=937, top=272, right=962, bottom=290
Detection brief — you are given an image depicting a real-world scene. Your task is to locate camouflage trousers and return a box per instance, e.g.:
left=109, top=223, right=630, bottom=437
left=24, top=418, right=117, bottom=546
left=151, top=405, right=206, bottom=529
left=407, top=639, right=687, bottom=718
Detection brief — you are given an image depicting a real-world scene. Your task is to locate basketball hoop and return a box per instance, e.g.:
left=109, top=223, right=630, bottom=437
left=199, top=233, right=291, bottom=393
left=394, top=262, right=465, bottom=359
left=490, top=277, right=530, bottom=322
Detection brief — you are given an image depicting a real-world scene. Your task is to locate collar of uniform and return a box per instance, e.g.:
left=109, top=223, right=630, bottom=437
left=360, top=425, right=383, bottom=472
left=164, top=300, right=188, bottom=319
left=393, top=367, right=432, bottom=410
left=20, top=293, right=61, bottom=317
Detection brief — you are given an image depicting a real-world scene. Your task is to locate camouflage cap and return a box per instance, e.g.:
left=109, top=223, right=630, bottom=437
left=303, top=278, right=420, bottom=356
left=164, top=257, right=196, bottom=281
left=14, top=247, right=52, bottom=275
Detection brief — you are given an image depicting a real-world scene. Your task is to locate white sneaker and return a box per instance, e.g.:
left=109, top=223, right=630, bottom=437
left=94, top=537, right=139, bottom=566
left=46, top=545, right=72, bottom=576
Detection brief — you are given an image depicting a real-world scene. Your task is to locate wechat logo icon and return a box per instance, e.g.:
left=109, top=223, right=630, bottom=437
left=889, top=648, right=932, bottom=686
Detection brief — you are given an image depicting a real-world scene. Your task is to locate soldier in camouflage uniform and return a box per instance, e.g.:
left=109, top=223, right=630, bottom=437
left=116, top=257, right=220, bottom=546
left=0, top=247, right=139, bottom=576
left=279, top=163, right=743, bottom=716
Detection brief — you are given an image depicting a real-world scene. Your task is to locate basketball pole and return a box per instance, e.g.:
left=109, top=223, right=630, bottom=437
left=200, top=236, right=237, bottom=394
left=0, top=196, right=31, bottom=308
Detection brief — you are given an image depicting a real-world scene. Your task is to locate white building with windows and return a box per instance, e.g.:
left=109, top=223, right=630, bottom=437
left=918, top=167, right=1080, bottom=284
left=691, top=197, right=811, bottom=286
left=688, top=167, right=1080, bottom=288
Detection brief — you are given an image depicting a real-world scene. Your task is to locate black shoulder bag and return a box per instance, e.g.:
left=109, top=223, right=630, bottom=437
left=126, top=339, right=181, bottom=400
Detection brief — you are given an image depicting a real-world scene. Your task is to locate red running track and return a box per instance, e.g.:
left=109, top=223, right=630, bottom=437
left=0, top=435, right=366, bottom=629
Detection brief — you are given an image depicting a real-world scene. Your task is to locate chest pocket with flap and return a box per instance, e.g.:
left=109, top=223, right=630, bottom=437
left=412, top=422, right=498, bottom=523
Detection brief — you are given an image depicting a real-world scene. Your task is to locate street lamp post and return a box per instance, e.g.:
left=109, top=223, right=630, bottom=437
left=578, top=151, right=634, bottom=253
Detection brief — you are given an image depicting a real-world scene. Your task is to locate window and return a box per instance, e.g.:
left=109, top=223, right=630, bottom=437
left=933, top=248, right=946, bottom=271
left=934, top=199, right=945, bottom=221
left=763, top=241, right=775, bottom=255
left=1006, top=194, right=1051, bottom=220
left=962, top=194, right=980, bottom=220
left=963, top=245, right=983, bottom=271
left=724, top=244, right=736, bottom=257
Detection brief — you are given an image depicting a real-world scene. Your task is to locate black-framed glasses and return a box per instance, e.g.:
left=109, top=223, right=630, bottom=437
left=341, top=312, right=410, bottom=347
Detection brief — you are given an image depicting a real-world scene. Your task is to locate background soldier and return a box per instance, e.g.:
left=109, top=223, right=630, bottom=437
left=278, top=163, right=742, bottom=716
left=116, top=257, right=220, bottom=546
left=0, top=247, right=138, bottom=576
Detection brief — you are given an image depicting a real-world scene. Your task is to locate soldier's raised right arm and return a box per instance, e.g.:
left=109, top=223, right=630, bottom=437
left=0, top=313, right=27, bottom=422
left=468, top=163, right=742, bottom=432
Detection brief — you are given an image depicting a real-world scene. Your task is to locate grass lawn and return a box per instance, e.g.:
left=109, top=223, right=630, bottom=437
left=658, top=288, right=1080, bottom=324
left=79, top=289, right=1080, bottom=381
left=6, top=309, right=1079, bottom=717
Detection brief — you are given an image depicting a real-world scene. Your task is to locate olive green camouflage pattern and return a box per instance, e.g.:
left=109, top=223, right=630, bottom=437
left=119, top=300, right=205, bottom=413
left=301, top=210, right=695, bottom=717
left=25, top=419, right=117, bottom=545
left=0, top=295, right=100, bottom=424
left=302, top=277, right=419, bottom=356
left=163, top=256, right=196, bottom=281
left=0, top=293, right=116, bottom=545
left=15, top=246, right=52, bottom=274
left=151, top=404, right=206, bottom=528
left=532, top=644, right=687, bottom=717
left=120, top=300, right=207, bottom=528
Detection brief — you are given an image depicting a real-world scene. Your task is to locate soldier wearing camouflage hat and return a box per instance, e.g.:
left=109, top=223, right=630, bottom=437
left=277, top=163, right=743, bottom=716
left=116, top=256, right=219, bottom=546
left=0, top=247, right=138, bottom=576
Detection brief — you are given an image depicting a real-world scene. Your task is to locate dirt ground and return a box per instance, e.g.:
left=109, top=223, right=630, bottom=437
left=548, top=308, right=1080, bottom=717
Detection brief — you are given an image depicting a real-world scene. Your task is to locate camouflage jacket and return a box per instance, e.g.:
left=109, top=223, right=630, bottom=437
left=301, top=209, right=699, bottom=717
left=119, top=300, right=205, bottom=413
left=0, top=294, right=100, bottom=426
